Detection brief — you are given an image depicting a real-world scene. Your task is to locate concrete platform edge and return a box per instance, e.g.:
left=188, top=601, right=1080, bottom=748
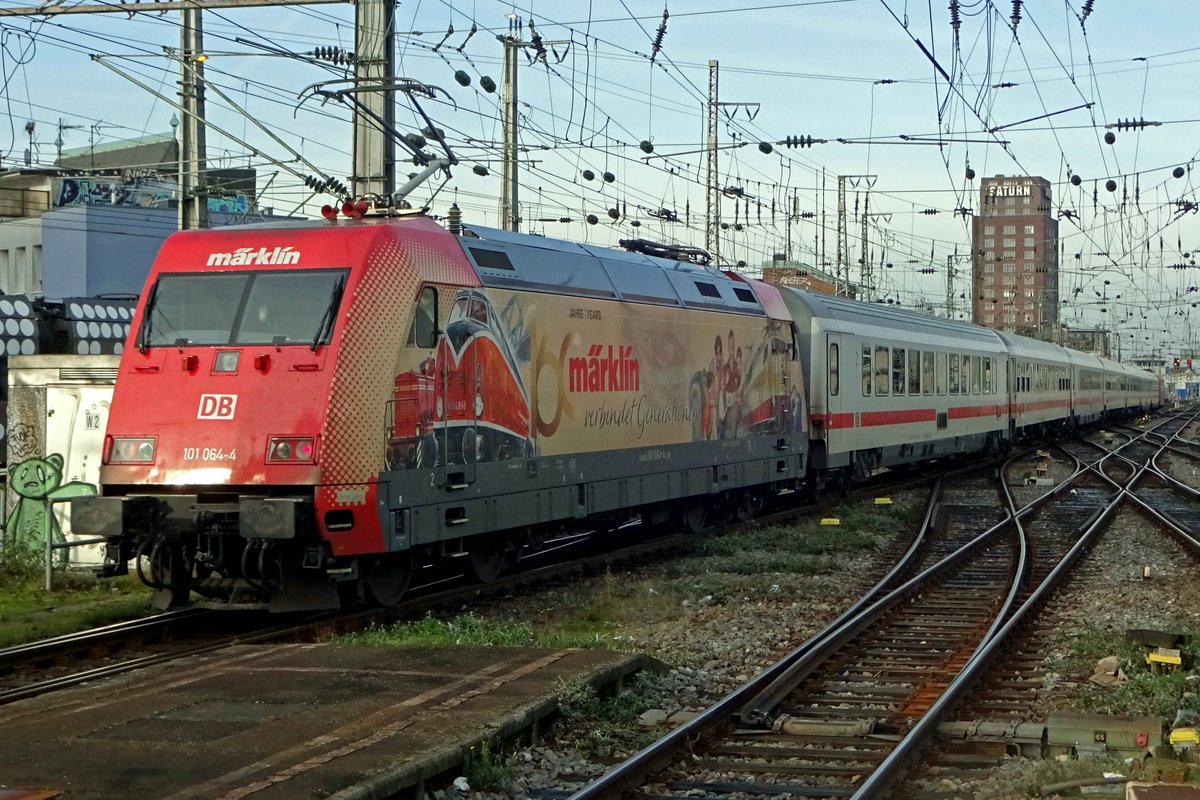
left=327, top=652, right=664, bottom=800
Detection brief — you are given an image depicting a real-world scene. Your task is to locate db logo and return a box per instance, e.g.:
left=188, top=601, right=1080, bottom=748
left=198, top=394, right=238, bottom=419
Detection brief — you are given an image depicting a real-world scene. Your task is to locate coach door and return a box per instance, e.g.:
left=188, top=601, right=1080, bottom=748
left=822, top=334, right=843, bottom=446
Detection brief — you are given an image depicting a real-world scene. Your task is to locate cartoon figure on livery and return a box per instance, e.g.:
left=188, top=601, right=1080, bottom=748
left=388, top=288, right=533, bottom=469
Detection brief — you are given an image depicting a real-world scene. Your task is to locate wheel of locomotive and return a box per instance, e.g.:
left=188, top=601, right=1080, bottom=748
left=735, top=491, right=763, bottom=523
left=146, top=537, right=192, bottom=607
left=682, top=501, right=711, bottom=534
left=466, top=535, right=507, bottom=583
left=365, top=554, right=413, bottom=607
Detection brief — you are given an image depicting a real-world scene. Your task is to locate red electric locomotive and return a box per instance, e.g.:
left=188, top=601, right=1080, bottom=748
left=73, top=210, right=808, bottom=610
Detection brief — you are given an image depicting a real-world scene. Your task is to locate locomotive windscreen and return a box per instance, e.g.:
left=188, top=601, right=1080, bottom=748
left=139, top=268, right=349, bottom=348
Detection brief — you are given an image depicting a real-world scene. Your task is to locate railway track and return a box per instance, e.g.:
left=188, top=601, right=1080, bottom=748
left=0, top=531, right=701, bottom=705
left=560, top=412, right=1199, bottom=800
left=0, top=459, right=943, bottom=706
left=895, top=414, right=1200, bottom=797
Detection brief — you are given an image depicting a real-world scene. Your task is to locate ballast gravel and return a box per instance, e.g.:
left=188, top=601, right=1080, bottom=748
left=444, top=427, right=1200, bottom=800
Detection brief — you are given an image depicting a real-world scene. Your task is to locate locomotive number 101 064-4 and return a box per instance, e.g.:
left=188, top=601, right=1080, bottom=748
left=182, top=447, right=238, bottom=462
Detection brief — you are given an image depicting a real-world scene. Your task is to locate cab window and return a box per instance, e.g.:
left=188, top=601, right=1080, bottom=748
left=408, top=286, right=439, bottom=348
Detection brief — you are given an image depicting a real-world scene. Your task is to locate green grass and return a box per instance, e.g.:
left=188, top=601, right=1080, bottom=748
left=0, top=542, right=153, bottom=645
left=1054, top=626, right=1200, bottom=717
left=554, top=672, right=662, bottom=756
left=341, top=611, right=612, bottom=649
left=462, top=741, right=515, bottom=792
left=670, top=500, right=902, bottom=598
left=339, top=497, right=914, bottom=652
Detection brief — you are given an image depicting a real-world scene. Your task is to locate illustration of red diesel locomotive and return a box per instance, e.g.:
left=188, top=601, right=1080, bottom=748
left=73, top=212, right=805, bottom=610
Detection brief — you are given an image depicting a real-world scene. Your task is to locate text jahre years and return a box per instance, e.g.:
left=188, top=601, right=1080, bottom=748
left=569, top=307, right=602, bottom=320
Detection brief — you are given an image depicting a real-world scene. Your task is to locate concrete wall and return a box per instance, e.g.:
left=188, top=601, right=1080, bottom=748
left=41, top=205, right=174, bottom=299
left=0, top=205, right=289, bottom=302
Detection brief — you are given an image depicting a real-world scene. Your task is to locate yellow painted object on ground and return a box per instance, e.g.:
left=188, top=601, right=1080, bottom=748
left=873, top=497, right=892, bottom=505
left=1169, top=726, right=1200, bottom=749
left=1147, top=647, right=1182, bottom=672
left=819, top=518, right=840, bottom=526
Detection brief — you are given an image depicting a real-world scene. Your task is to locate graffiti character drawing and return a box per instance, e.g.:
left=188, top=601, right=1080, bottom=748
left=4, top=453, right=97, bottom=562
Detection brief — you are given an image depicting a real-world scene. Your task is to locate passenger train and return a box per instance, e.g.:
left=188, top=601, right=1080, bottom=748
left=71, top=208, right=1163, bottom=611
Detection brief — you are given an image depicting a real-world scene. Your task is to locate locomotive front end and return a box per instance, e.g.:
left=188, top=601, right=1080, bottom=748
left=70, top=216, right=468, bottom=611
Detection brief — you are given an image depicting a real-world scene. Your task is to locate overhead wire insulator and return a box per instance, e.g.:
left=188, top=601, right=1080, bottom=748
left=456, top=22, right=479, bottom=53
left=1111, top=117, right=1160, bottom=131
left=432, top=23, right=454, bottom=53
left=527, top=19, right=548, bottom=62
left=782, top=135, right=821, bottom=148
left=1081, top=0, right=1095, bottom=22
left=313, top=46, right=352, bottom=65
left=304, top=174, right=347, bottom=198
left=650, top=7, right=669, bottom=65
left=1010, top=0, right=1022, bottom=29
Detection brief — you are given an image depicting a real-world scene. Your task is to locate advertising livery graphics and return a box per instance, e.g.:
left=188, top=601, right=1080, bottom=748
left=388, top=287, right=802, bottom=468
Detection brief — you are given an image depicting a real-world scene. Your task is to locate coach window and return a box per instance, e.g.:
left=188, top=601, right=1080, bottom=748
left=861, top=344, right=872, bottom=396
left=875, top=345, right=890, bottom=395
left=922, top=351, right=934, bottom=395
left=908, top=350, right=921, bottom=394
left=972, top=355, right=982, bottom=394
left=983, top=357, right=993, bottom=394
left=829, top=343, right=839, bottom=396
left=936, top=351, right=947, bottom=395
left=892, top=348, right=906, bottom=394
left=408, top=286, right=439, bottom=348
left=949, top=354, right=961, bottom=394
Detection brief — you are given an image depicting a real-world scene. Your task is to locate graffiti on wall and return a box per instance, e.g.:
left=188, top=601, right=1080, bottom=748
left=207, top=194, right=249, bottom=214
left=3, top=453, right=97, bottom=562
left=52, top=177, right=249, bottom=214
left=54, top=176, right=173, bottom=209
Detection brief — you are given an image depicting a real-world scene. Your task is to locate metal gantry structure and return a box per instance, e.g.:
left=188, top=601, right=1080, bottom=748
left=0, top=0, right=384, bottom=230
left=836, top=174, right=875, bottom=297
left=178, top=8, right=208, bottom=230
left=704, top=60, right=759, bottom=268
left=706, top=60, right=720, bottom=265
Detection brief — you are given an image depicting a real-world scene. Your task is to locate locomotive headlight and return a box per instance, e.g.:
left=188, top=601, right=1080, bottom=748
left=266, top=436, right=316, bottom=464
left=108, top=436, right=157, bottom=464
